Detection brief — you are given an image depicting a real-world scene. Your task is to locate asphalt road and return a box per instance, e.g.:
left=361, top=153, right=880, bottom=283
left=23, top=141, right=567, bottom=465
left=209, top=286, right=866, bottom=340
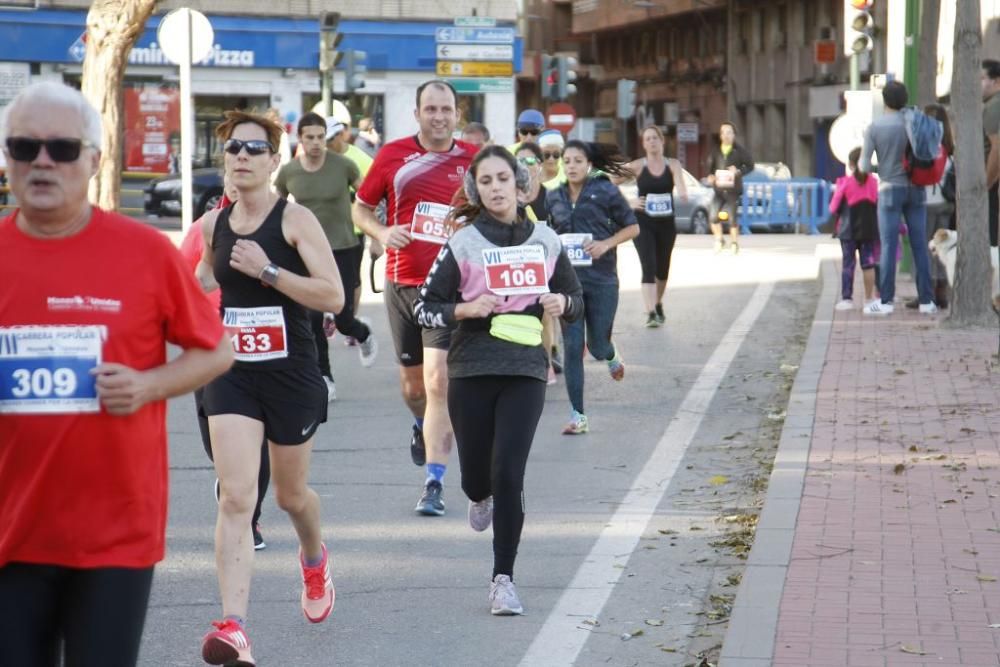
left=141, top=234, right=826, bottom=666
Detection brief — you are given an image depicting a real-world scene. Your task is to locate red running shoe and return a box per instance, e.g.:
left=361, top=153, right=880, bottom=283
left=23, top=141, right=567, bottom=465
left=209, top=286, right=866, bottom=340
left=300, top=543, right=335, bottom=623
left=201, top=619, right=255, bottom=666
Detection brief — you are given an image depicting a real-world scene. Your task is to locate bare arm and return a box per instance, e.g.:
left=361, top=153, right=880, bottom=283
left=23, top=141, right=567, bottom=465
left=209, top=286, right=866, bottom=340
left=196, top=210, right=220, bottom=292
left=670, top=158, right=688, bottom=201
left=226, top=204, right=344, bottom=313
left=353, top=199, right=412, bottom=249
left=94, top=336, right=233, bottom=416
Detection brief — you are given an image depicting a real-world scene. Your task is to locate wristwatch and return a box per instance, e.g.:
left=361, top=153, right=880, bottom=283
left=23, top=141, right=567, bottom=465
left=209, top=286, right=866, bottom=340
left=259, top=263, right=280, bottom=287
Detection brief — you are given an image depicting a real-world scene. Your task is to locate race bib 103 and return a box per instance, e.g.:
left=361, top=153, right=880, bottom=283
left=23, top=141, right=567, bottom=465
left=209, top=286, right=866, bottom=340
left=559, top=233, right=593, bottom=267
left=0, top=325, right=103, bottom=414
left=482, top=245, right=549, bottom=296
left=223, top=306, right=289, bottom=362
left=410, top=202, right=452, bottom=245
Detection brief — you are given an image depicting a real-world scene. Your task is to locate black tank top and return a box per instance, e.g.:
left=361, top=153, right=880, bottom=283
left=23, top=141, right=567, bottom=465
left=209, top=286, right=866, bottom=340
left=636, top=159, right=676, bottom=222
left=213, top=199, right=317, bottom=370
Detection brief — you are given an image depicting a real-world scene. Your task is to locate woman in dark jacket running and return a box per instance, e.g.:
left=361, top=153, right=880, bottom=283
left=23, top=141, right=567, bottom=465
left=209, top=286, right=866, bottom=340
left=414, top=145, right=583, bottom=615
left=546, top=140, right=639, bottom=435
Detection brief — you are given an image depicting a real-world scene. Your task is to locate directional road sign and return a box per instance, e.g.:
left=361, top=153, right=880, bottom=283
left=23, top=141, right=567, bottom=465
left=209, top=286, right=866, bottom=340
left=435, top=27, right=515, bottom=44
left=436, top=61, right=513, bottom=77
left=436, top=43, right=513, bottom=62
left=454, top=16, right=496, bottom=28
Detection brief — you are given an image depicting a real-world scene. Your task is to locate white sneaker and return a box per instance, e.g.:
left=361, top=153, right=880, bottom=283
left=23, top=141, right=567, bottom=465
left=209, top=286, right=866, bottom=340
left=468, top=497, right=493, bottom=532
left=489, top=574, right=523, bottom=615
left=863, top=301, right=894, bottom=316
left=357, top=317, right=378, bottom=367
left=919, top=302, right=939, bottom=314
left=835, top=299, right=854, bottom=311
left=324, top=376, right=337, bottom=402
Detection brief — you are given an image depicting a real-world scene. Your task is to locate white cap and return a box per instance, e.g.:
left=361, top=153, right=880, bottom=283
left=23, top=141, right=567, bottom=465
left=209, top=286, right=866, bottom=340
left=325, top=118, right=347, bottom=140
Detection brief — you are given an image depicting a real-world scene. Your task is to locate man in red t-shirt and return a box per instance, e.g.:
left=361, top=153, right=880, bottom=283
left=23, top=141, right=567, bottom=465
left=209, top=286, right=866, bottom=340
left=353, top=80, right=477, bottom=516
left=0, top=82, right=232, bottom=666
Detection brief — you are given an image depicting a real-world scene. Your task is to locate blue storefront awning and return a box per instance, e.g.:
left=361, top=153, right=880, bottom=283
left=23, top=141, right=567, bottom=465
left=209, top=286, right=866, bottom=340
left=0, top=9, right=522, bottom=73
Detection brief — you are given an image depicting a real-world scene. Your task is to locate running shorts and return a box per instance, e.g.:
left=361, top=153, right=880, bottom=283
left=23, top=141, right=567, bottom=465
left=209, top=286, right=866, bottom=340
left=202, top=365, right=328, bottom=445
left=384, top=280, right=452, bottom=367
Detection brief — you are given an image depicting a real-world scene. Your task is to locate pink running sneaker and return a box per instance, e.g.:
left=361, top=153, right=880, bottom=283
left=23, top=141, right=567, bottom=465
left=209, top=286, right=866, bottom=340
left=201, top=619, right=255, bottom=666
left=300, top=544, right=335, bottom=623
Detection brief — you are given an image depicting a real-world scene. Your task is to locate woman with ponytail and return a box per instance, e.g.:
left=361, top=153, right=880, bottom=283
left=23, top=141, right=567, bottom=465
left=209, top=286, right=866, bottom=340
left=829, top=146, right=879, bottom=310
left=546, top=141, right=639, bottom=435
left=414, top=145, right=583, bottom=615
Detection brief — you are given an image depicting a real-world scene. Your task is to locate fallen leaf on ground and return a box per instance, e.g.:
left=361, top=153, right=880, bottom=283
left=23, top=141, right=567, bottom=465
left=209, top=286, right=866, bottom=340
left=708, top=475, right=729, bottom=486
left=977, top=575, right=998, bottom=582
left=779, top=364, right=799, bottom=372
left=767, top=411, right=787, bottom=421
left=900, top=645, right=930, bottom=655
left=581, top=618, right=599, bottom=626
left=893, top=463, right=906, bottom=475
left=908, top=445, right=918, bottom=452
left=658, top=529, right=677, bottom=535
left=645, top=619, right=664, bottom=626
left=989, top=623, right=1000, bottom=629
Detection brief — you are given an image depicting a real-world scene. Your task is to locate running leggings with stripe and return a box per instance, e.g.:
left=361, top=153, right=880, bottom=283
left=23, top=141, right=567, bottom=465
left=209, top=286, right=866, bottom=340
left=448, top=375, right=547, bottom=580
left=0, top=562, right=154, bottom=666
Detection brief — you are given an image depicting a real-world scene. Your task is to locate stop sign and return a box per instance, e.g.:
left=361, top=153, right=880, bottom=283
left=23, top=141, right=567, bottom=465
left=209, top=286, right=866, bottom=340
left=547, top=102, right=576, bottom=134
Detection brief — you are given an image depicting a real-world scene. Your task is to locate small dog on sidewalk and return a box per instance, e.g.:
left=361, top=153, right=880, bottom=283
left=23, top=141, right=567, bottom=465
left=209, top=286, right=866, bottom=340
left=928, top=229, right=1000, bottom=308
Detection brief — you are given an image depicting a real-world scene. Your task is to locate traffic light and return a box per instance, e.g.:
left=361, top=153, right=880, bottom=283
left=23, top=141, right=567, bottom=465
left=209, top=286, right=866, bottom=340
left=555, top=56, right=578, bottom=100
left=540, top=54, right=555, bottom=100
left=319, top=11, right=343, bottom=73
left=843, top=0, right=876, bottom=56
left=616, top=79, right=636, bottom=119
left=345, top=50, right=367, bottom=93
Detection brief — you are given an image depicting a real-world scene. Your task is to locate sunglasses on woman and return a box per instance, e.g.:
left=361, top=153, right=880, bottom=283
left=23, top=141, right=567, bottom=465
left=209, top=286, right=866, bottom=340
left=518, top=156, right=540, bottom=166
left=542, top=151, right=562, bottom=160
left=5, top=137, right=94, bottom=163
left=518, top=126, right=542, bottom=136
left=223, top=138, right=274, bottom=156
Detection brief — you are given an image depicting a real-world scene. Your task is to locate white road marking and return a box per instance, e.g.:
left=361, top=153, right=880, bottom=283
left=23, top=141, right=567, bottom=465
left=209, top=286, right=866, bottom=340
left=519, top=280, right=776, bottom=667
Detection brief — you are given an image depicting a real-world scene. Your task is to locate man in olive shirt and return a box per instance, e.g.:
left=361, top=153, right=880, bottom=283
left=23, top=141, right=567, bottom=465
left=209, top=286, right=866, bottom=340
left=275, top=112, right=378, bottom=398
left=982, top=60, right=1000, bottom=246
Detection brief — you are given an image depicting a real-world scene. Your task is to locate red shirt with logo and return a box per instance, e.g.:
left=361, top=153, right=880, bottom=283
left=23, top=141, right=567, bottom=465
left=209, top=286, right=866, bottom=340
left=356, top=135, right=476, bottom=286
left=0, top=208, right=223, bottom=569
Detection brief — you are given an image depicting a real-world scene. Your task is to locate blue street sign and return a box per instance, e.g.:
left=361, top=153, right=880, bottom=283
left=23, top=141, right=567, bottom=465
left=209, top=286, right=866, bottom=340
left=435, top=26, right=515, bottom=44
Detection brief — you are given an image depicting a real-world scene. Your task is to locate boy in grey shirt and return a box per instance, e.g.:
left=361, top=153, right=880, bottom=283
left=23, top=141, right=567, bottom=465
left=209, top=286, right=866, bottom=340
left=860, top=80, right=935, bottom=314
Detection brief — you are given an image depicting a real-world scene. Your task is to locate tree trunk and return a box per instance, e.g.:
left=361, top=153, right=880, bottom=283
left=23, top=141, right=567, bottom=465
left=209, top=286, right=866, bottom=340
left=916, top=0, right=940, bottom=108
left=80, top=0, right=156, bottom=212
left=947, top=0, right=995, bottom=327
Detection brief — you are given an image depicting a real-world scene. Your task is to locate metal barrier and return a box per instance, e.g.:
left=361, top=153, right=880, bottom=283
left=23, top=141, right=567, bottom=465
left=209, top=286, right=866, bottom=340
left=738, top=178, right=832, bottom=235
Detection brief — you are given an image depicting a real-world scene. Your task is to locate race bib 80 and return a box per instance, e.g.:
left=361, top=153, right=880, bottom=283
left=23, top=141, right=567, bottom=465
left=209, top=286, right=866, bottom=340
left=223, top=307, right=289, bottom=362
left=559, top=233, right=593, bottom=267
left=0, top=325, right=103, bottom=414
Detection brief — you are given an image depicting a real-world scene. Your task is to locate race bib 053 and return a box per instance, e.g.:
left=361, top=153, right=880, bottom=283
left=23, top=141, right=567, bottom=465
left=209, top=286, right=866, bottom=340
left=410, top=202, right=452, bottom=245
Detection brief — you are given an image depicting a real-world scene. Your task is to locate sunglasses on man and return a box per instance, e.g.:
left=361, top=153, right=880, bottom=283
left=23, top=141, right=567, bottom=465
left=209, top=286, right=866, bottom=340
left=517, top=126, right=542, bottom=136
left=542, top=151, right=562, bottom=161
left=5, top=137, right=94, bottom=163
left=223, top=138, right=274, bottom=156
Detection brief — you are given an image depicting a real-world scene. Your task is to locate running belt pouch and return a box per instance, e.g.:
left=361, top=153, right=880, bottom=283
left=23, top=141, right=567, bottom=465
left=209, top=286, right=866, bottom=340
left=489, top=314, right=543, bottom=347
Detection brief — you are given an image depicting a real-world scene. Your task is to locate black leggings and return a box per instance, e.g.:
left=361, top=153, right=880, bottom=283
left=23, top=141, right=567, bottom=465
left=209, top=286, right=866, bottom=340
left=0, top=562, right=154, bottom=666
left=633, top=215, right=677, bottom=283
left=195, top=387, right=269, bottom=526
left=310, top=246, right=371, bottom=378
left=448, top=375, right=546, bottom=580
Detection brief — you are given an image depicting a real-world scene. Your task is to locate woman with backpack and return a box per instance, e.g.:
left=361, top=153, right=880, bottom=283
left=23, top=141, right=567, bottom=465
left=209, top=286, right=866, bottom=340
left=830, top=147, right=880, bottom=310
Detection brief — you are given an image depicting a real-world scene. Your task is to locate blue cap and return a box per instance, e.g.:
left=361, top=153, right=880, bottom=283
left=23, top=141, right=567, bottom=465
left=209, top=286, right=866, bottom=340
left=516, top=109, right=545, bottom=129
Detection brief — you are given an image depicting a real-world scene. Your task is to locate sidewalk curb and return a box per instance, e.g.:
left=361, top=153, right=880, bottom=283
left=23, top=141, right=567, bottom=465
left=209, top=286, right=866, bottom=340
left=719, top=254, right=838, bottom=666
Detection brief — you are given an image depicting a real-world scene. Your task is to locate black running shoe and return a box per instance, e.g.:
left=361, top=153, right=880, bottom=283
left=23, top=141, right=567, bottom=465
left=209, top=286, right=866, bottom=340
left=252, top=523, right=266, bottom=551
left=410, top=426, right=426, bottom=466
left=654, top=303, right=665, bottom=324
left=414, top=480, right=445, bottom=516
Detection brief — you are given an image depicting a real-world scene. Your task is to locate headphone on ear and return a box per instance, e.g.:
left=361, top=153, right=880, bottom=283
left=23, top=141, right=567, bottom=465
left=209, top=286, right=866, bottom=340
left=463, top=158, right=532, bottom=207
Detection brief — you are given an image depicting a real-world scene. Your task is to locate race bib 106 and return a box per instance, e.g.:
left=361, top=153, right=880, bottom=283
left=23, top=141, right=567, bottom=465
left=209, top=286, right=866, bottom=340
left=0, top=325, right=103, bottom=414
left=645, top=193, right=673, bottom=217
left=410, top=202, right=452, bottom=245
left=223, top=307, right=289, bottom=362
left=482, top=245, right=549, bottom=296
left=559, top=233, right=593, bottom=267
